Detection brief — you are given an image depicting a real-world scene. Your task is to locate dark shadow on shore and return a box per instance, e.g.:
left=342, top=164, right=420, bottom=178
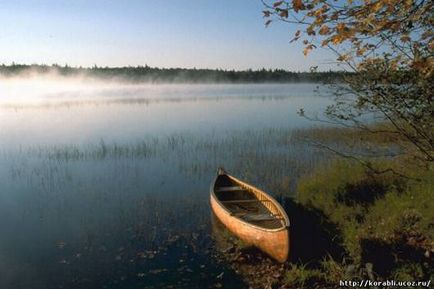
left=282, top=197, right=345, bottom=267
left=360, top=235, right=434, bottom=278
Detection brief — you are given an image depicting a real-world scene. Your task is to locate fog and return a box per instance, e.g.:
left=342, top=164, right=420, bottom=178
left=0, top=73, right=332, bottom=109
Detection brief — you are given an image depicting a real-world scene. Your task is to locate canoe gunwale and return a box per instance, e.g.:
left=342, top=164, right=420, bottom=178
left=210, top=173, right=290, bottom=233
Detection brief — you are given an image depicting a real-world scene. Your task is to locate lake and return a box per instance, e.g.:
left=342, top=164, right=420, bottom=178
left=0, top=80, right=333, bottom=289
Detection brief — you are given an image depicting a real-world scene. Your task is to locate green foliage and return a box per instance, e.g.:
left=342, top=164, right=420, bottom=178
left=295, top=159, right=433, bottom=280
left=284, top=264, right=324, bottom=289
left=320, top=257, right=356, bottom=285
left=283, top=257, right=367, bottom=288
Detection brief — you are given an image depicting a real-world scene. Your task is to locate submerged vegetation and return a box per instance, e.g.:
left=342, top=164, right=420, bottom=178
left=0, top=63, right=346, bottom=83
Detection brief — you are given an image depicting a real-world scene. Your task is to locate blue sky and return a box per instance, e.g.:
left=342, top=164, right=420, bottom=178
left=0, top=0, right=335, bottom=70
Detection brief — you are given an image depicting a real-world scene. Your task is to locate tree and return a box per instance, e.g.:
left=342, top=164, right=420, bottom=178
left=263, top=0, right=433, bottom=172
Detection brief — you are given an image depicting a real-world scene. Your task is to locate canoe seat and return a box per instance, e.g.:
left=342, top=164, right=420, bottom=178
left=230, top=212, right=280, bottom=221
left=242, top=213, right=279, bottom=222
left=221, top=199, right=263, bottom=204
left=216, top=186, right=242, bottom=192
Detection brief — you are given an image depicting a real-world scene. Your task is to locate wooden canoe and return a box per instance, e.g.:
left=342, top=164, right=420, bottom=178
left=210, top=168, right=290, bottom=263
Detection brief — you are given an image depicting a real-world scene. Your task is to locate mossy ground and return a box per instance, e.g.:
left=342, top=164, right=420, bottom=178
left=282, top=157, right=433, bottom=288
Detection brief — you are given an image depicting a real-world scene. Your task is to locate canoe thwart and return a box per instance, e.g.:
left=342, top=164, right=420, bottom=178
left=242, top=213, right=280, bottom=222
left=220, top=199, right=272, bottom=204
left=215, top=186, right=243, bottom=192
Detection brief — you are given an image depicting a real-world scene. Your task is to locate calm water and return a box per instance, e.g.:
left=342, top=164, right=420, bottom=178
left=0, top=80, right=333, bottom=289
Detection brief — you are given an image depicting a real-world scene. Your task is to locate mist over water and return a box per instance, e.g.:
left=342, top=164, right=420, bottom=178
left=0, top=76, right=332, bottom=146
left=0, top=76, right=333, bottom=289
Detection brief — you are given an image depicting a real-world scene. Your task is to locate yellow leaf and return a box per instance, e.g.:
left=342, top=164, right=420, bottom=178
left=372, top=1, right=383, bottom=12
left=319, top=25, right=330, bottom=35
left=303, top=44, right=315, bottom=56
left=331, top=35, right=345, bottom=45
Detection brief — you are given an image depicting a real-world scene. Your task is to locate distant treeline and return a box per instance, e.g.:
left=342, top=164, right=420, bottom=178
left=0, top=63, right=347, bottom=83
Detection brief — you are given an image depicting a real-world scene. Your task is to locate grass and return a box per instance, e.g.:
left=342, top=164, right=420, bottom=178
left=13, top=128, right=333, bottom=196
left=284, top=157, right=434, bottom=287
left=275, top=122, right=434, bottom=288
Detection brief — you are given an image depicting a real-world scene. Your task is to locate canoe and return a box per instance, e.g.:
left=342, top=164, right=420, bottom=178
left=210, top=168, right=290, bottom=263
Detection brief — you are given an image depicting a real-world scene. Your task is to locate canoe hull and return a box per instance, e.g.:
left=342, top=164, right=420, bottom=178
left=210, top=193, right=289, bottom=263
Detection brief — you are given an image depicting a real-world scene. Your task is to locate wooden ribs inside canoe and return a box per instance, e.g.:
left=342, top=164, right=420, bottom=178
left=210, top=168, right=290, bottom=263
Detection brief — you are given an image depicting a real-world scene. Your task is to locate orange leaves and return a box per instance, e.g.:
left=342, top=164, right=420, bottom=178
left=371, top=1, right=384, bottom=12
left=336, top=23, right=347, bottom=33
left=400, top=35, right=411, bottom=43
left=292, top=0, right=304, bottom=12
left=314, top=9, right=322, bottom=17
left=356, top=47, right=367, bottom=57
left=319, top=25, right=330, bottom=35
left=303, top=44, right=316, bottom=56
left=403, top=0, right=414, bottom=8
left=331, top=12, right=339, bottom=20
left=410, top=58, right=433, bottom=77
left=259, top=0, right=431, bottom=88
left=331, top=34, right=345, bottom=45
left=336, top=54, right=351, bottom=61
left=279, top=9, right=289, bottom=18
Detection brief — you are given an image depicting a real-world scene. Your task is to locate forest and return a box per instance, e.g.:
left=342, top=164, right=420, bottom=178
left=0, top=63, right=346, bottom=83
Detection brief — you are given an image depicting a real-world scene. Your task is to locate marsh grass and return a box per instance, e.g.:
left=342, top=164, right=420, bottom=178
left=0, top=126, right=334, bottom=289
left=13, top=128, right=332, bottom=193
